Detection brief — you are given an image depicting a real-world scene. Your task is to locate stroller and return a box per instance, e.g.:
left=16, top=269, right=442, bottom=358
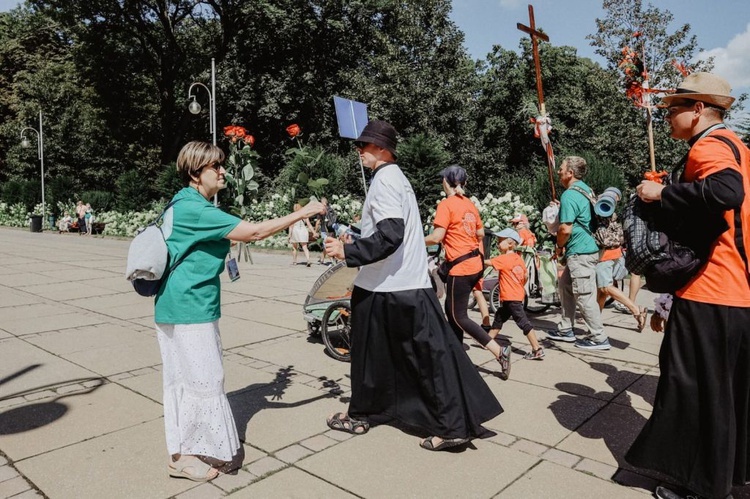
left=302, top=261, right=358, bottom=362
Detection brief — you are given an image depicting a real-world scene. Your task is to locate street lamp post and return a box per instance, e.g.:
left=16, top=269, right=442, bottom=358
left=20, top=110, right=45, bottom=230
left=188, top=58, right=217, bottom=204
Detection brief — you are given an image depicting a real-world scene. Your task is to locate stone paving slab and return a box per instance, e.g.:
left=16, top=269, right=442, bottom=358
left=298, top=424, right=539, bottom=498
left=496, top=460, right=646, bottom=498
left=231, top=381, right=342, bottom=453
left=482, top=375, right=607, bottom=447
left=0, top=338, right=98, bottom=400
left=227, top=466, right=357, bottom=498
left=14, top=419, right=194, bottom=499
left=0, top=382, right=162, bottom=461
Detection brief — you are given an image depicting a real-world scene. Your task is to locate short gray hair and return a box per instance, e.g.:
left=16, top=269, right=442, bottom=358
left=563, top=156, right=587, bottom=179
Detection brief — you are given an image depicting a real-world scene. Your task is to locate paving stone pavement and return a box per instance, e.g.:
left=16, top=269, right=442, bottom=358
left=0, top=227, right=748, bottom=498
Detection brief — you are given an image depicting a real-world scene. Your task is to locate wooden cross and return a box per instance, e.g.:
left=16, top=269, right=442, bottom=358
left=517, top=4, right=549, bottom=115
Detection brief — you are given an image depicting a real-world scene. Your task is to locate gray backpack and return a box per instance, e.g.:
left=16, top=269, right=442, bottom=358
left=125, top=199, right=185, bottom=297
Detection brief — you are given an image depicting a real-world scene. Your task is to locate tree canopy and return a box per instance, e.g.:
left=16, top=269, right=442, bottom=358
left=0, top=0, right=742, bottom=216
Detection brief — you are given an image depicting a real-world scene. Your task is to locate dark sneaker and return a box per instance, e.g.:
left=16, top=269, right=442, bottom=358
left=523, top=347, right=545, bottom=360
left=653, top=485, right=702, bottom=499
left=497, top=345, right=512, bottom=380
left=545, top=329, right=576, bottom=343
left=481, top=324, right=491, bottom=333
left=574, top=336, right=611, bottom=350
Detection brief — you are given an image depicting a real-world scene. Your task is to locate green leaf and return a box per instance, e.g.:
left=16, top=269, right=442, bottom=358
left=236, top=194, right=244, bottom=206
left=297, top=172, right=309, bottom=184
left=242, top=164, right=254, bottom=180
left=246, top=180, right=259, bottom=191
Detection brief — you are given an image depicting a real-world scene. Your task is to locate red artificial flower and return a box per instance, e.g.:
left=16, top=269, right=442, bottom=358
left=244, top=135, right=255, bottom=147
left=633, top=31, right=642, bottom=38
left=286, top=124, right=301, bottom=138
left=224, top=125, right=237, bottom=137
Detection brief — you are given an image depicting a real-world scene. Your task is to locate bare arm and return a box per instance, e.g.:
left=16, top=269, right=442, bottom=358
left=555, top=223, right=572, bottom=258
left=227, top=202, right=325, bottom=243
left=424, top=227, right=446, bottom=246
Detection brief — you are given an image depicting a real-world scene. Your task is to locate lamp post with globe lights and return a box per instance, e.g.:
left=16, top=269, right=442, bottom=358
left=187, top=58, right=217, bottom=146
left=20, top=110, right=46, bottom=229
left=188, top=58, right=218, bottom=204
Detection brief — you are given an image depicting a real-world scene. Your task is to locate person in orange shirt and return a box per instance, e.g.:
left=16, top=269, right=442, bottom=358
left=425, top=165, right=510, bottom=377
left=509, top=213, right=537, bottom=247
left=485, top=228, right=544, bottom=374
left=626, top=72, right=750, bottom=499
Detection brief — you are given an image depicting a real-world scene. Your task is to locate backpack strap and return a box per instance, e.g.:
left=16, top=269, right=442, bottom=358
left=156, top=198, right=189, bottom=274
left=705, top=134, right=750, bottom=274
left=567, top=184, right=598, bottom=239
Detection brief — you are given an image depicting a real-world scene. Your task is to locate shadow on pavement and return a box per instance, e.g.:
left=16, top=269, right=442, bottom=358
left=549, top=361, right=657, bottom=493
left=0, top=376, right=105, bottom=435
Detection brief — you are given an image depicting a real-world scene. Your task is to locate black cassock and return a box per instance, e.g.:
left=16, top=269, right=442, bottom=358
left=345, top=217, right=502, bottom=439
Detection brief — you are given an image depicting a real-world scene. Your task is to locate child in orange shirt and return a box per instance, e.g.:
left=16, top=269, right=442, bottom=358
left=485, top=228, right=545, bottom=370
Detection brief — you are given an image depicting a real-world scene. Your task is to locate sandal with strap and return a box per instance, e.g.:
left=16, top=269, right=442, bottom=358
left=326, top=412, right=370, bottom=435
left=634, top=307, right=648, bottom=332
left=420, top=436, right=470, bottom=451
left=168, top=456, right=219, bottom=482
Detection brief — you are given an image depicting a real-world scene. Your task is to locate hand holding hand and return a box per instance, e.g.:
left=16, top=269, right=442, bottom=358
left=303, top=201, right=326, bottom=218
left=324, top=236, right=345, bottom=260
left=637, top=180, right=665, bottom=203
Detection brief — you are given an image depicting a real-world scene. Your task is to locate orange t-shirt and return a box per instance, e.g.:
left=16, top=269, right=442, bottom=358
left=489, top=252, right=527, bottom=302
left=518, top=227, right=537, bottom=247
left=600, top=247, right=622, bottom=262
left=675, top=129, right=750, bottom=307
left=434, top=195, right=484, bottom=276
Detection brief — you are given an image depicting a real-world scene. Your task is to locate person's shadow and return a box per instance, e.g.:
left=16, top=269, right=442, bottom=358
left=0, top=366, right=105, bottom=436
left=548, top=362, right=659, bottom=490
left=220, top=366, right=342, bottom=472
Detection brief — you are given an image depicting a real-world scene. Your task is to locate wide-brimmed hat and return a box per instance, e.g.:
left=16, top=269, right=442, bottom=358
left=355, top=120, right=398, bottom=158
left=661, top=72, right=735, bottom=110
left=438, top=165, right=467, bottom=187
left=492, top=228, right=521, bottom=245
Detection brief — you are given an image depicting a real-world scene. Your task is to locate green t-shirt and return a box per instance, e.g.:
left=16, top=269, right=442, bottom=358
left=154, top=187, right=241, bottom=324
left=559, top=181, right=599, bottom=256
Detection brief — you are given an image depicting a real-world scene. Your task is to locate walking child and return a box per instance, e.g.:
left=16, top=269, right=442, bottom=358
left=485, top=228, right=545, bottom=367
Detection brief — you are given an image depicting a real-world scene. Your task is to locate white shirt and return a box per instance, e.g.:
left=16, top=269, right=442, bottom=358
left=354, top=163, right=431, bottom=292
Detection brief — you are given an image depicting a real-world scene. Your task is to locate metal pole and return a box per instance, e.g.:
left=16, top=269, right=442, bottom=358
left=211, top=59, right=218, bottom=206
left=211, top=58, right=217, bottom=147
left=39, top=110, right=45, bottom=229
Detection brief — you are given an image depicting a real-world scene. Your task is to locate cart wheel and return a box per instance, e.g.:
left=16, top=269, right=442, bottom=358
left=307, top=321, right=321, bottom=338
left=321, top=301, right=352, bottom=362
left=489, top=283, right=500, bottom=313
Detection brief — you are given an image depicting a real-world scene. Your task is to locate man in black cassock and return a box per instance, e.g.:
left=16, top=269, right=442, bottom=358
left=323, top=120, right=502, bottom=451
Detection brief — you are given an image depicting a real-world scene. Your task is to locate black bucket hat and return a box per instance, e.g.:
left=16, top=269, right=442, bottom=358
left=355, top=120, right=398, bottom=158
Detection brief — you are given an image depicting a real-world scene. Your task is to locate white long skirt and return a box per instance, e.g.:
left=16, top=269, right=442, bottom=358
left=156, top=321, right=240, bottom=462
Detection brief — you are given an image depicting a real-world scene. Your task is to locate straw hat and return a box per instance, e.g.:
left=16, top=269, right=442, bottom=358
left=661, top=72, right=735, bottom=110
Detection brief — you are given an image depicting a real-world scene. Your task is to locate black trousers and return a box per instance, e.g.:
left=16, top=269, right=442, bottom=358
left=445, top=271, right=492, bottom=346
left=626, top=297, right=750, bottom=499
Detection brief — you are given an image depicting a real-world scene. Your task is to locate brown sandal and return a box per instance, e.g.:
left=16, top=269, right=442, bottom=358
left=634, top=307, right=648, bottom=332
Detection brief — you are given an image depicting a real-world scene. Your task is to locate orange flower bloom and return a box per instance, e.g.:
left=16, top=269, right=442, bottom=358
left=286, top=124, right=301, bottom=138
left=224, top=125, right=248, bottom=139
left=244, top=135, right=255, bottom=147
